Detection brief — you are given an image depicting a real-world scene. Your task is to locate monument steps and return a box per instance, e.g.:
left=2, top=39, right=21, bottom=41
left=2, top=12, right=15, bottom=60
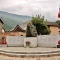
left=0, top=50, right=60, bottom=57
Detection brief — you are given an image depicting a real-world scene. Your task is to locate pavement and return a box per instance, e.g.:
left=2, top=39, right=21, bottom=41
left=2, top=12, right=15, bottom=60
left=0, top=47, right=60, bottom=52
left=0, top=47, right=60, bottom=60
left=0, top=47, right=60, bottom=56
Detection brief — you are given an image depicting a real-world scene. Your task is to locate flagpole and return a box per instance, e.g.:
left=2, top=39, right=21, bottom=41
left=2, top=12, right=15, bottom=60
left=58, top=6, right=60, bottom=18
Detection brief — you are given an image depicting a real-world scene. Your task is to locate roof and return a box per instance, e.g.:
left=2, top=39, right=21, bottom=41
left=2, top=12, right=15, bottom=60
left=11, top=25, right=25, bottom=32
left=19, top=23, right=27, bottom=30
left=46, top=22, right=59, bottom=27
left=11, top=21, right=59, bottom=32
left=0, top=19, right=4, bottom=24
left=19, top=21, right=30, bottom=30
left=20, top=21, right=59, bottom=29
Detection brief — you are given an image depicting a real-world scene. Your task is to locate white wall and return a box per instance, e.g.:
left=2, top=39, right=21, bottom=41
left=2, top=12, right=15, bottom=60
left=2, top=29, right=4, bottom=33
left=6, top=35, right=60, bottom=48
left=6, top=36, right=24, bottom=47
left=24, top=37, right=37, bottom=48
left=37, top=35, right=60, bottom=47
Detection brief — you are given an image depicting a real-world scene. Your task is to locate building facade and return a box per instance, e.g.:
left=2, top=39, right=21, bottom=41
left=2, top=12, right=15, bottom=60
left=0, top=19, right=4, bottom=32
left=12, top=22, right=59, bottom=35
left=46, top=22, right=59, bottom=34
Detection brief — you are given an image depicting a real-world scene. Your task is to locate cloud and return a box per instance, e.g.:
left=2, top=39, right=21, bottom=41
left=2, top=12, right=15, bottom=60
left=0, top=0, right=60, bottom=21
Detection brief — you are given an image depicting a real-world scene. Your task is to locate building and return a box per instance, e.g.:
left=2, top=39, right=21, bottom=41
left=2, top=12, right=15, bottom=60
left=0, top=19, right=4, bottom=33
left=11, top=25, right=26, bottom=32
left=10, top=25, right=26, bottom=36
left=46, top=22, right=59, bottom=34
left=12, top=22, right=59, bottom=35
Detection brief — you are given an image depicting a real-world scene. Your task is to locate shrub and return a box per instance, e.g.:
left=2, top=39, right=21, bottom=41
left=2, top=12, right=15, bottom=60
left=26, top=22, right=37, bottom=37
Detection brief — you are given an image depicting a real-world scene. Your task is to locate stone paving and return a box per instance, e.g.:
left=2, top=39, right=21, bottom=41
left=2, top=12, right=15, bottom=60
left=0, top=47, right=60, bottom=52
left=0, top=55, right=60, bottom=60
left=0, top=47, right=60, bottom=60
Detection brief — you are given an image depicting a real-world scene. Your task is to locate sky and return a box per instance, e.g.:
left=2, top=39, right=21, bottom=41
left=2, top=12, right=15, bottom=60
left=0, top=0, right=60, bottom=21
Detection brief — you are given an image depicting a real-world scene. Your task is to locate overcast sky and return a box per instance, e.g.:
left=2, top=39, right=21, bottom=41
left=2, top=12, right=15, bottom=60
left=0, top=0, right=60, bottom=21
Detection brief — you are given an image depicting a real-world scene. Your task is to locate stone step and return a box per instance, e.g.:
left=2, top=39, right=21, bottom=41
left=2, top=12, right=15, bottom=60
left=0, top=50, right=60, bottom=57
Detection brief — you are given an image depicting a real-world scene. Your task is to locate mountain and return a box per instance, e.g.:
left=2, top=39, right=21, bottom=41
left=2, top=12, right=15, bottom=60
left=0, top=11, right=31, bottom=31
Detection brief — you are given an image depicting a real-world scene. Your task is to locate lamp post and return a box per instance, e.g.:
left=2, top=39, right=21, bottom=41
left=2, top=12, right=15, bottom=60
left=58, top=6, right=60, bottom=35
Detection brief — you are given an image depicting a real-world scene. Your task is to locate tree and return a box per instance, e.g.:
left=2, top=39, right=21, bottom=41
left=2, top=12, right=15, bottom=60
left=26, top=22, right=37, bottom=37
left=56, top=20, right=60, bottom=26
left=31, top=15, right=50, bottom=35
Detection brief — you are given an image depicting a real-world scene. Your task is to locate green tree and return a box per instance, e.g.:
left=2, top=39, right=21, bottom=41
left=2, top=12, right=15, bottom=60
left=56, top=20, right=60, bottom=26
left=31, top=15, right=50, bottom=35
left=26, top=22, right=37, bottom=37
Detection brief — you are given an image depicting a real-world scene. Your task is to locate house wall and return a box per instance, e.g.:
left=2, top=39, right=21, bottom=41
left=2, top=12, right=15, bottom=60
left=50, top=26, right=59, bottom=34
left=0, top=22, right=2, bottom=32
left=0, top=32, right=26, bottom=37
left=0, top=32, right=26, bottom=44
